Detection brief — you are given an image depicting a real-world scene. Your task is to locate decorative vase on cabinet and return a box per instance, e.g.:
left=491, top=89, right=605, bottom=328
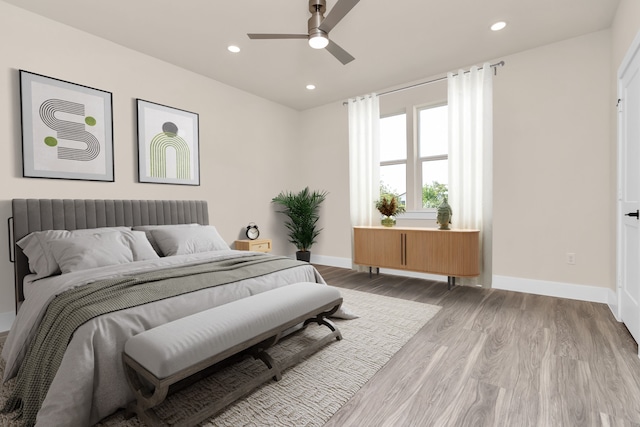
left=380, top=215, right=396, bottom=227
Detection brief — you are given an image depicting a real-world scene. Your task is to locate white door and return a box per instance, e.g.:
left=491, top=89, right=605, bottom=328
left=618, top=30, right=640, bottom=351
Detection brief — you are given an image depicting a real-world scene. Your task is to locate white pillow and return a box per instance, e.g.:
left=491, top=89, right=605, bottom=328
left=17, top=230, right=70, bottom=279
left=17, top=226, right=131, bottom=279
left=48, top=232, right=134, bottom=274
left=150, top=226, right=230, bottom=256
left=132, top=224, right=200, bottom=255
left=120, top=230, right=160, bottom=261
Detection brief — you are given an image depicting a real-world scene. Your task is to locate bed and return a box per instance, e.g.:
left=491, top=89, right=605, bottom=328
left=1, top=199, right=340, bottom=426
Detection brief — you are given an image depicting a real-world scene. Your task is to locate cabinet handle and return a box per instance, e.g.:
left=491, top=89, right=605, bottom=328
left=400, top=233, right=404, bottom=265
left=403, top=233, right=407, bottom=265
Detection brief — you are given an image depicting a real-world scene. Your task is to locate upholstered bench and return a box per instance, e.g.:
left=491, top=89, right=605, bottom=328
left=122, top=282, right=343, bottom=427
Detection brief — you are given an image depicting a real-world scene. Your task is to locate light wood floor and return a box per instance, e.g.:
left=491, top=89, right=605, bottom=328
left=315, top=265, right=640, bottom=427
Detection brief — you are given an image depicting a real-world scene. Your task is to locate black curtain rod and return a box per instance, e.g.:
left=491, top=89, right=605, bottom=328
left=343, top=60, right=505, bottom=105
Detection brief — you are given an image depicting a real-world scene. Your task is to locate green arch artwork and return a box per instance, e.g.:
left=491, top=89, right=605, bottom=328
left=149, top=122, right=191, bottom=179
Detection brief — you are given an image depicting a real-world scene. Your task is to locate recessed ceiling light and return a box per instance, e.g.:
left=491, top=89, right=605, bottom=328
left=306, top=84, right=316, bottom=90
left=227, top=45, right=241, bottom=53
left=491, top=21, right=507, bottom=31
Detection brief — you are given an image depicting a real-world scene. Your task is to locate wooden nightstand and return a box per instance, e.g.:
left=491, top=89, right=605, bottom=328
left=234, top=239, right=272, bottom=253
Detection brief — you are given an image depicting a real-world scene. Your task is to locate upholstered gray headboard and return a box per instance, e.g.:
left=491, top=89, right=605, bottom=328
left=10, top=199, right=209, bottom=310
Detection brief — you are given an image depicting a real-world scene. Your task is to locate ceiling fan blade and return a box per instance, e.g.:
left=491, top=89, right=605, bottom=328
left=318, top=0, right=360, bottom=33
left=247, top=34, right=308, bottom=40
left=325, top=40, right=355, bottom=65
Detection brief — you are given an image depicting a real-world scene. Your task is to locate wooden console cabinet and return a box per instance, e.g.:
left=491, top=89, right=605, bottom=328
left=353, top=226, right=479, bottom=288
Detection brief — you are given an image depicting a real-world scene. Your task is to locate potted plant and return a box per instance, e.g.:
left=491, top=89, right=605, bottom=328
left=375, top=194, right=406, bottom=227
left=272, top=187, right=328, bottom=262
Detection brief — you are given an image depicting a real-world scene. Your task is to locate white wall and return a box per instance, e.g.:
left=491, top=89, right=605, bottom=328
left=492, top=30, right=611, bottom=289
left=0, top=2, right=302, bottom=321
left=300, top=29, right=614, bottom=296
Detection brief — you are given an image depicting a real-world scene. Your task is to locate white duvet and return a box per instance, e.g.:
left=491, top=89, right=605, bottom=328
left=1, top=250, right=328, bottom=426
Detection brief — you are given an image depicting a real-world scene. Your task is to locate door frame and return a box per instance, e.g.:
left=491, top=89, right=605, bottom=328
left=617, top=30, right=640, bottom=325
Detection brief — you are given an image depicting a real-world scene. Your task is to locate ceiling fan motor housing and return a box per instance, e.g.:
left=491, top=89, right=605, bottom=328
left=308, top=0, right=326, bottom=34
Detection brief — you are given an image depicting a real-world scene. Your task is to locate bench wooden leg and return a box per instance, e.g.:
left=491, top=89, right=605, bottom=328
left=251, top=348, right=283, bottom=381
left=303, top=304, right=343, bottom=341
left=123, top=356, right=170, bottom=426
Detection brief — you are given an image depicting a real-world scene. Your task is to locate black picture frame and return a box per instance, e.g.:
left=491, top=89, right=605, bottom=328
left=136, top=99, right=200, bottom=186
left=19, top=70, right=114, bottom=182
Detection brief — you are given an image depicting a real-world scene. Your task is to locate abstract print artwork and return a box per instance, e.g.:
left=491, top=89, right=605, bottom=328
left=137, top=99, right=200, bottom=186
left=19, top=70, right=114, bottom=181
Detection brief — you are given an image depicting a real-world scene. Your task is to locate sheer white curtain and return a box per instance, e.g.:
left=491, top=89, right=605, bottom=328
left=348, top=94, right=380, bottom=267
left=447, top=64, right=493, bottom=287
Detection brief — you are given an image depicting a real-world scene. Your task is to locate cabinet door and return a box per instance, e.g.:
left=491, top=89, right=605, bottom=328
left=404, top=230, right=479, bottom=276
left=405, top=230, right=443, bottom=273
left=354, top=228, right=404, bottom=269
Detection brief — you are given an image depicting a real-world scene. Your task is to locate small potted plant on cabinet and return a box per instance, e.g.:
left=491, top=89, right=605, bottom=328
left=272, top=187, right=328, bottom=262
left=375, top=194, right=406, bottom=227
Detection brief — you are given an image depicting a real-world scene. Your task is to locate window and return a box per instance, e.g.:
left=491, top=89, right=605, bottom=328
left=418, top=105, right=448, bottom=208
left=379, top=104, right=448, bottom=212
left=380, top=113, right=406, bottom=203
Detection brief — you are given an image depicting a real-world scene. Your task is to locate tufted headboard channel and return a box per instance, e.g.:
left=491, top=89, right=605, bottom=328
left=10, top=199, right=209, bottom=311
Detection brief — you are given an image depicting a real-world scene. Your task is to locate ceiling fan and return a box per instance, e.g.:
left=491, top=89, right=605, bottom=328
left=247, top=0, right=360, bottom=65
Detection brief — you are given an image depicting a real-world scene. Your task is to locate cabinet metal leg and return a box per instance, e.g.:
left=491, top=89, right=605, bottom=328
left=447, top=276, right=456, bottom=290
left=368, top=267, right=380, bottom=279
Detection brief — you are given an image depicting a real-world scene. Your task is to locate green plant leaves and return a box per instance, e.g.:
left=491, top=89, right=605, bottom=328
left=272, top=187, right=328, bottom=252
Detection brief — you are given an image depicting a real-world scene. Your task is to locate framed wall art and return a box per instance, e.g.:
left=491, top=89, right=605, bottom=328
left=19, top=70, right=114, bottom=181
left=136, top=99, right=200, bottom=186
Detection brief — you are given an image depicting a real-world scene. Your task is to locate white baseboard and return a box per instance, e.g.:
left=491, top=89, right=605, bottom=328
left=492, top=275, right=611, bottom=304
left=312, top=255, right=448, bottom=282
left=607, top=288, right=620, bottom=321
left=0, top=310, right=15, bottom=334
left=312, top=255, right=616, bottom=308
left=377, top=268, right=447, bottom=282
left=311, top=254, right=354, bottom=270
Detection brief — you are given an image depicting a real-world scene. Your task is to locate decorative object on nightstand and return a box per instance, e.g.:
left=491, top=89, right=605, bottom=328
left=246, top=222, right=259, bottom=240
left=235, top=238, right=272, bottom=253
left=436, top=196, right=452, bottom=230
left=375, top=194, right=405, bottom=227
left=272, top=187, right=327, bottom=262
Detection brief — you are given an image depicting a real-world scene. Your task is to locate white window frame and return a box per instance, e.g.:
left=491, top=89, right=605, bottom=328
left=380, top=111, right=408, bottom=201
left=379, top=101, right=448, bottom=219
left=417, top=102, right=448, bottom=210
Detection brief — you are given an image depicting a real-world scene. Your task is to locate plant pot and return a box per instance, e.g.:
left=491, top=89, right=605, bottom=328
left=381, top=215, right=396, bottom=227
left=296, top=251, right=311, bottom=262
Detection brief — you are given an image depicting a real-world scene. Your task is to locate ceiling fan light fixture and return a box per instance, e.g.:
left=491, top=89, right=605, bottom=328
left=309, top=31, right=329, bottom=49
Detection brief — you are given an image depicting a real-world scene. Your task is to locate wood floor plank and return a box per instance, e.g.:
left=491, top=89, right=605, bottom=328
left=440, top=379, right=501, bottom=427
left=469, top=306, right=520, bottom=390
left=315, top=266, right=640, bottom=427
left=392, top=329, right=487, bottom=426
left=323, top=344, right=449, bottom=427
left=552, top=356, right=592, bottom=426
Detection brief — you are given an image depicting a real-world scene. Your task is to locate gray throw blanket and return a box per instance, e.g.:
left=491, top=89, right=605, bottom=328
left=2, top=254, right=304, bottom=426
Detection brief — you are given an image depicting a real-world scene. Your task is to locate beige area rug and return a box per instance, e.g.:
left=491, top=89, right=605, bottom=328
left=0, top=288, right=440, bottom=427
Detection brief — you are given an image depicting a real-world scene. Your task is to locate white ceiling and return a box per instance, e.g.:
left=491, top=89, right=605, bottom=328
left=5, top=0, right=619, bottom=111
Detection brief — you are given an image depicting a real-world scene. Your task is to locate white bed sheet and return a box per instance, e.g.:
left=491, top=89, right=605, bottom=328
left=2, top=250, right=329, bottom=426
